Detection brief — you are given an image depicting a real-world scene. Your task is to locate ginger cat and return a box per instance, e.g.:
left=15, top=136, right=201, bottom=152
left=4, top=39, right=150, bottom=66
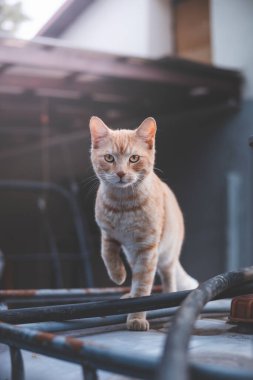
left=89, top=116, right=198, bottom=331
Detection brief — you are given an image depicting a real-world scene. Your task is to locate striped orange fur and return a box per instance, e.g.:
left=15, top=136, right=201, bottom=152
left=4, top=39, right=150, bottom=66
left=89, top=116, right=198, bottom=331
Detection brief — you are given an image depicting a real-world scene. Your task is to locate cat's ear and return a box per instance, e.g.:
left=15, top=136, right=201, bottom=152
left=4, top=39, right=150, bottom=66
left=89, top=116, right=110, bottom=148
left=136, top=117, right=157, bottom=149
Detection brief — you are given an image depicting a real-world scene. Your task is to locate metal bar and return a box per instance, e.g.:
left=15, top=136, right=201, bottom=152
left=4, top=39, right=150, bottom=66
left=20, top=301, right=231, bottom=333
left=226, top=172, right=242, bottom=271
left=82, top=364, right=98, bottom=380
left=18, top=309, right=174, bottom=332
left=0, top=322, right=156, bottom=380
left=0, top=274, right=251, bottom=380
left=5, top=296, right=121, bottom=308
left=0, top=276, right=249, bottom=300
left=190, top=362, right=253, bottom=380
left=1, top=286, right=160, bottom=307
left=0, top=285, right=161, bottom=298
left=38, top=197, right=64, bottom=288
left=0, top=291, right=190, bottom=324
left=157, top=266, right=253, bottom=380
left=0, top=298, right=249, bottom=380
left=0, top=180, right=93, bottom=286
left=0, top=282, right=253, bottom=325
left=10, top=346, right=25, bottom=380
left=0, top=283, right=249, bottom=380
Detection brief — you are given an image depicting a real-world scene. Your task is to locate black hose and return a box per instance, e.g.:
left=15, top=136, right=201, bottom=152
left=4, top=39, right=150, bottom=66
left=0, top=291, right=189, bottom=324
left=157, top=266, right=253, bottom=380
left=1, top=280, right=253, bottom=324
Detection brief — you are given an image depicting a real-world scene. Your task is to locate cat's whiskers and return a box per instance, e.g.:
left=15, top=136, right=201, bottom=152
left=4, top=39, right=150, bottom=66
left=80, top=178, right=98, bottom=193
left=80, top=174, right=98, bottom=186
left=154, top=166, right=163, bottom=174
left=80, top=174, right=99, bottom=198
left=84, top=179, right=99, bottom=199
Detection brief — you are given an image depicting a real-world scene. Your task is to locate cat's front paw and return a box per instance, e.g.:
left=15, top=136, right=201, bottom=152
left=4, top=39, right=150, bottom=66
left=109, top=267, right=127, bottom=285
left=127, top=318, right=150, bottom=331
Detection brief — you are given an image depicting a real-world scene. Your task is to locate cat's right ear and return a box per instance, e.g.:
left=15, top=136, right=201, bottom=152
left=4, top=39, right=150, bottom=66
left=136, top=117, right=157, bottom=149
left=89, top=116, right=109, bottom=149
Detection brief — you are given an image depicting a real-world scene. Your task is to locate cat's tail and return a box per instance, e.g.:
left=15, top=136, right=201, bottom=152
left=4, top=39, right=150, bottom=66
left=175, top=261, right=199, bottom=291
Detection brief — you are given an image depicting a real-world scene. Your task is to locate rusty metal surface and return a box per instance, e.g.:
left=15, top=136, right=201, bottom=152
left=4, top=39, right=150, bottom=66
left=230, top=294, right=253, bottom=324
left=0, top=270, right=253, bottom=380
left=0, top=309, right=253, bottom=380
left=0, top=285, right=161, bottom=299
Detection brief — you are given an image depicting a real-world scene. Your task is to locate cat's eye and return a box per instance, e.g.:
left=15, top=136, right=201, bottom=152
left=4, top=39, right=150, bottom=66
left=104, top=154, right=114, bottom=163
left=129, top=155, right=140, bottom=163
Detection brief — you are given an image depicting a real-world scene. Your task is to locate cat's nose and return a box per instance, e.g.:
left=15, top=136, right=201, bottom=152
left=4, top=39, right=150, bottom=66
left=117, top=171, right=125, bottom=179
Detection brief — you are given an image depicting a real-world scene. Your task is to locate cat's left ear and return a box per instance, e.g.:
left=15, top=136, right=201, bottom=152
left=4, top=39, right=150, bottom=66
left=136, top=117, right=157, bottom=149
left=89, top=116, right=110, bottom=148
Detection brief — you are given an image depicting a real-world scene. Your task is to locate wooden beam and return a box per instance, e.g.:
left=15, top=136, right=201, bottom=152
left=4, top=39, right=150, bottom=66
left=0, top=72, right=192, bottom=104
left=0, top=41, right=240, bottom=91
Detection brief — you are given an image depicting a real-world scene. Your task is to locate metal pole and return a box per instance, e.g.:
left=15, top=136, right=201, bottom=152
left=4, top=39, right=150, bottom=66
left=157, top=266, right=253, bottom=380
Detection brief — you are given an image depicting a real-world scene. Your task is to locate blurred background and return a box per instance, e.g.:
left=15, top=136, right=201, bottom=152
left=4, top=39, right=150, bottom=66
left=0, top=0, right=252, bottom=290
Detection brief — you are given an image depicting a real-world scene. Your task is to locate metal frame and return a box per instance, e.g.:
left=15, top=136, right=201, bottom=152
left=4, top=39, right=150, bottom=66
left=0, top=268, right=253, bottom=380
left=0, top=180, right=93, bottom=287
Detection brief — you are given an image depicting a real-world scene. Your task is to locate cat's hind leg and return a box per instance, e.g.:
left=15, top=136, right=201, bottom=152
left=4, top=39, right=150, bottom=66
left=158, top=241, right=182, bottom=293
left=159, top=260, right=177, bottom=293
left=101, top=234, right=126, bottom=285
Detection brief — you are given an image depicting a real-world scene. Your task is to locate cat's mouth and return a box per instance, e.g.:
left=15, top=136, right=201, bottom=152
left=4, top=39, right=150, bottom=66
left=115, top=179, right=132, bottom=188
left=102, top=175, right=136, bottom=188
left=117, top=181, right=129, bottom=187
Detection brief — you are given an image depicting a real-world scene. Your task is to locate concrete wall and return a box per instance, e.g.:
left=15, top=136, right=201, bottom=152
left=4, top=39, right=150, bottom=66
left=156, top=102, right=253, bottom=281
left=211, top=0, right=253, bottom=99
left=206, top=0, right=253, bottom=276
left=61, top=0, right=173, bottom=58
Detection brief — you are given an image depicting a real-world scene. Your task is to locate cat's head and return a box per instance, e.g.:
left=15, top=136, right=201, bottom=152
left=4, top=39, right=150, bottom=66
left=89, top=116, right=157, bottom=188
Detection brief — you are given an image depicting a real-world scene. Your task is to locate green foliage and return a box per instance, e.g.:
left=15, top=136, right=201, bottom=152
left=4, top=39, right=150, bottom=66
left=0, top=0, right=29, bottom=35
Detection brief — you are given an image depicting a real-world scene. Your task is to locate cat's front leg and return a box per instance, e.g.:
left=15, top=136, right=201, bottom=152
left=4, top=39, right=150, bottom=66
left=101, top=234, right=126, bottom=285
left=127, top=245, right=158, bottom=331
